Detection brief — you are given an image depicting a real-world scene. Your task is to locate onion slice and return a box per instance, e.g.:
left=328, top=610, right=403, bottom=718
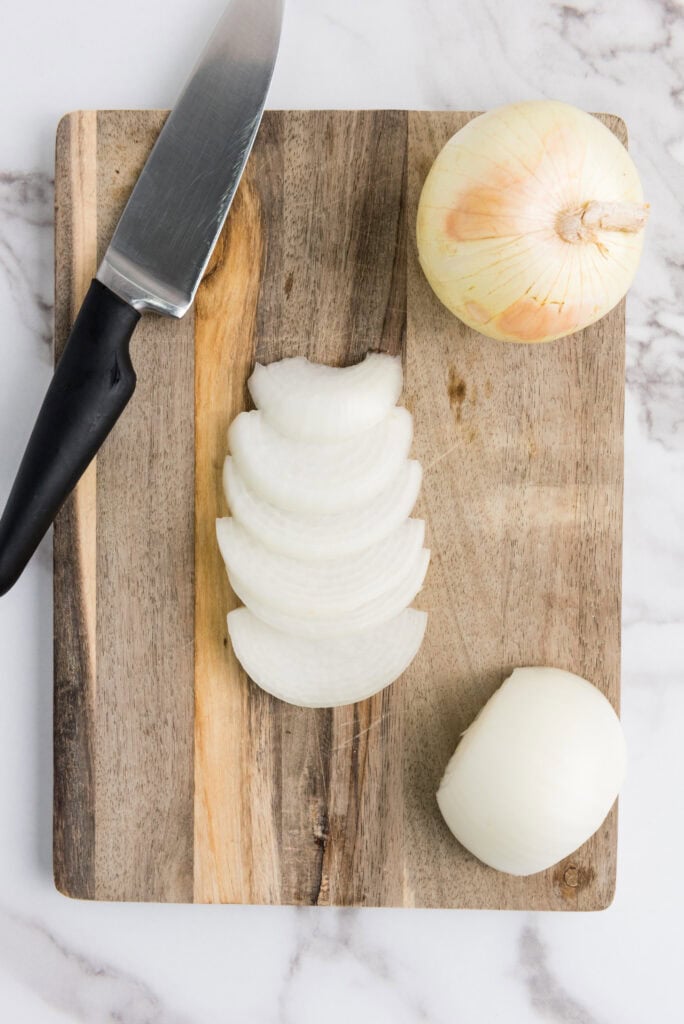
left=228, top=407, right=413, bottom=515
left=248, top=353, right=403, bottom=442
left=223, top=456, right=423, bottom=561
left=228, top=548, right=430, bottom=638
left=228, top=606, right=428, bottom=707
left=216, top=517, right=425, bottom=616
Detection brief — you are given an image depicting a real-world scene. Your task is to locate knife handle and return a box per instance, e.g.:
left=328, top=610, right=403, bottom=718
left=0, top=279, right=140, bottom=596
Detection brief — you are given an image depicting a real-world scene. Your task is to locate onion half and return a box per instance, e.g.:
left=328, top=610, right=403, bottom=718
left=437, top=667, right=627, bottom=876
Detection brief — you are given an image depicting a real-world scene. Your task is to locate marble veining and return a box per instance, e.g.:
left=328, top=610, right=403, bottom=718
left=0, top=171, right=53, bottom=349
left=280, top=910, right=437, bottom=1024
left=0, top=0, right=682, bottom=1021
left=518, top=924, right=600, bottom=1024
left=0, top=907, right=190, bottom=1024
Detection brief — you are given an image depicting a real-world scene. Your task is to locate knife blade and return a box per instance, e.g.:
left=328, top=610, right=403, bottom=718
left=99, top=0, right=282, bottom=317
left=0, top=0, right=284, bottom=596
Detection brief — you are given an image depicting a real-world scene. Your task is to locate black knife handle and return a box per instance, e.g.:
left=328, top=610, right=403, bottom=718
left=0, top=279, right=140, bottom=596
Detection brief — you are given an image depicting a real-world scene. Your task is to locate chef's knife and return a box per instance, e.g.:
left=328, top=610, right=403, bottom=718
left=0, top=0, right=283, bottom=596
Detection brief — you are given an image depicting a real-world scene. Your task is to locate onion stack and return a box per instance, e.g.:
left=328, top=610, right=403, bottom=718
left=216, top=354, right=430, bottom=708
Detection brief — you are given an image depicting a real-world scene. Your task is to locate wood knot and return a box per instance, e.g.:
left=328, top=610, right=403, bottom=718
left=563, top=865, right=580, bottom=887
left=553, top=860, right=596, bottom=902
left=448, top=368, right=467, bottom=422
left=313, top=810, right=330, bottom=850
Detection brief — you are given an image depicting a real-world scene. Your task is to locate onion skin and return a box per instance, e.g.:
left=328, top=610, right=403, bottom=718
left=437, top=667, right=627, bottom=876
left=417, top=100, right=648, bottom=344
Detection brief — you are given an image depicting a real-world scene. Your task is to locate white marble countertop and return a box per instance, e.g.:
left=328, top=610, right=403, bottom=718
left=0, top=0, right=682, bottom=1019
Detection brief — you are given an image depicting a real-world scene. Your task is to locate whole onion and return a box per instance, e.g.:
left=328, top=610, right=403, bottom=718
left=417, top=100, right=649, bottom=343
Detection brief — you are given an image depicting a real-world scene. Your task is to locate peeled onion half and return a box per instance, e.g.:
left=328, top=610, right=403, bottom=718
left=249, top=353, right=403, bottom=441
left=223, top=456, right=422, bottom=561
left=228, top=407, right=413, bottom=514
left=437, top=667, right=627, bottom=876
left=228, top=606, right=428, bottom=707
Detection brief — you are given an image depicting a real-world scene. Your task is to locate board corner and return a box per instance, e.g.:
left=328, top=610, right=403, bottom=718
left=52, top=861, right=92, bottom=903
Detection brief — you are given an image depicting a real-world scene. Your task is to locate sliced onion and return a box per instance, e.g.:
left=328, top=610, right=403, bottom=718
left=248, top=353, right=403, bottom=442
left=223, top=456, right=423, bottom=561
left=216, top=517, right=425, bottom=616
left=228, top=548, right=430, bottom=638
left=227, top=606, right=428, bottom=707
left=228, top=407, right=413, bottom=514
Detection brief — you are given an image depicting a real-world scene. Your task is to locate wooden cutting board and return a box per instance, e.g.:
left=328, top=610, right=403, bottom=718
left=53, top=110, right=625, bottom=909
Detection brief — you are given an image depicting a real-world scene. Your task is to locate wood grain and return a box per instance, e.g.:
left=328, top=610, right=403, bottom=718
left=54, top=110, right=625, bottom=908
left=402, top=112, right=624, bottom=910
left=54, top=112, right=196, bottom=901
left=193, top=139, right=272, bottom=904
left=193, top=111, right=408, bottom=905
left=53, top=110, right=98, bottom=898
left=92, top=112, right=195, bottom=901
